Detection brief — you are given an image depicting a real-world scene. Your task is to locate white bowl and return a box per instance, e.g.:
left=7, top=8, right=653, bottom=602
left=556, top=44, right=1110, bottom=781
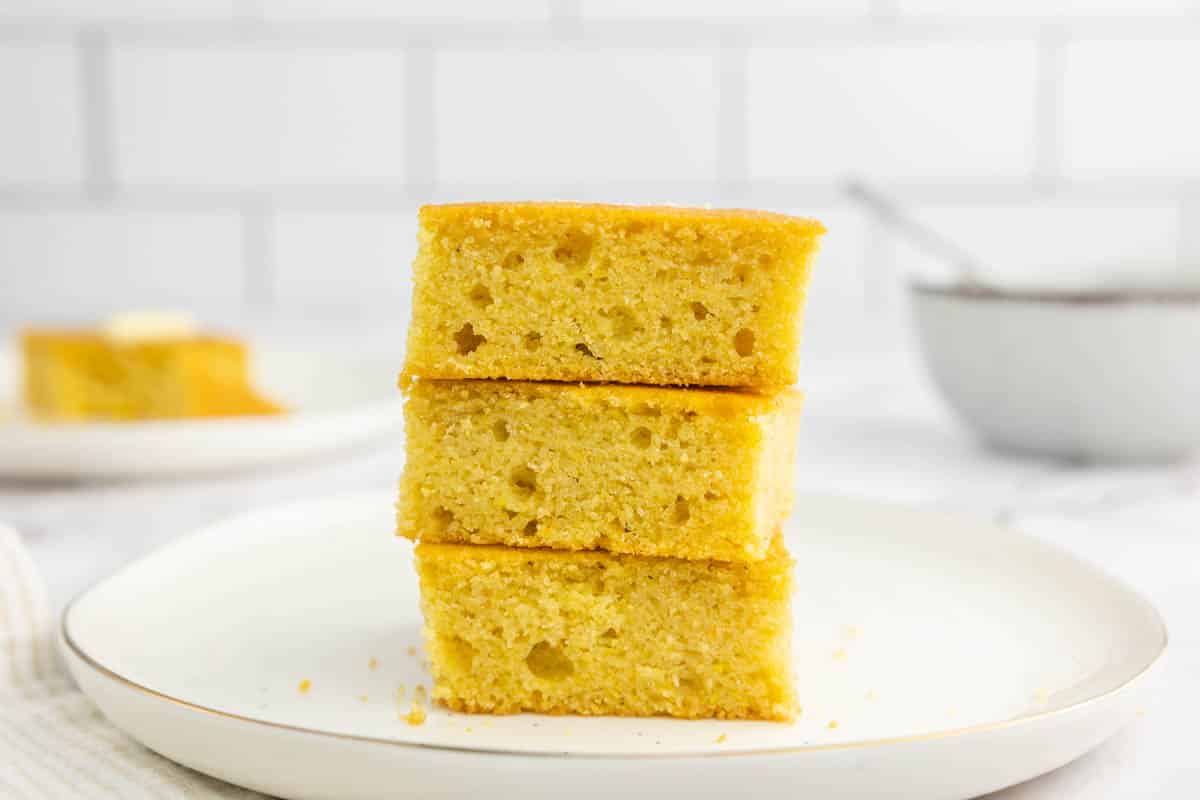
left=910, top=284, right=1200, bottom=463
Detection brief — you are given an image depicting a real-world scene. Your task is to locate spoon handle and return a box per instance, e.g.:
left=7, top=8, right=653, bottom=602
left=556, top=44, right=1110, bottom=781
left=843, top=179, right=985, bottom=285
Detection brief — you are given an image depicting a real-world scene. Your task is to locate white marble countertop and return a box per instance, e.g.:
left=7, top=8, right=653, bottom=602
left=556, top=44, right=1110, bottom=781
left=1, top=335, right=1195, bottom=799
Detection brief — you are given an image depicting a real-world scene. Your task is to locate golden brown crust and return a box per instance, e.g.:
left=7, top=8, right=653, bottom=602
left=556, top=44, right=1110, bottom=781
left=420, top=201, right=825, bottom=236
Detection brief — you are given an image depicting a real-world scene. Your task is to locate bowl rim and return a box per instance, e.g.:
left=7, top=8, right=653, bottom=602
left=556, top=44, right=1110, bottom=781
left=909, top=280, right=1200, bottom=306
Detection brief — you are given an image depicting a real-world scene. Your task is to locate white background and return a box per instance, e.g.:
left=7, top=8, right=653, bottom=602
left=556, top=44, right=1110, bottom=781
left=2, top=0, right=1200, bottom=359
left=1, top=2, right=1198, bottom=797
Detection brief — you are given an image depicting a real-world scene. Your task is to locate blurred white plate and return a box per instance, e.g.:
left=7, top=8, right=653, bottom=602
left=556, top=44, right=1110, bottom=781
left=0, top=343, right=403, bottom=479
left=61, top=493, right=1166, bottom=800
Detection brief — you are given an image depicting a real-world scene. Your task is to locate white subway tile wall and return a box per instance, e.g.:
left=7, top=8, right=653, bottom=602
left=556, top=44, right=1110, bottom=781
left=748, top=42, right=1038, bottom=181
left=271, top=212, right=417, bottom=316
left=112, top=46, right=408, bottom=187
left=435, top=49, right=718, bottom=185
left=257, top=0, right=550, bottom=22
left=1062, top=39, right=1200, bottom=178
left=578, top=0, right=870, bottom=18
left=0, top=0, right=240, bottom=20
left=0, top=43, right=83, bottom=185
left=890, top=204, right=1181, bottom=287
left=898, top=0, right=1190, bottom=16
left=1, top=0, right=1198, bottom=339
left=0, top=211, right=243, bottom=319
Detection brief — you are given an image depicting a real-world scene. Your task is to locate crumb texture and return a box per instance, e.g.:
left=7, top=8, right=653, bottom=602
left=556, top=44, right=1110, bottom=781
left=402, top=202, right=824, bottom=390
left=21, top=331, right=282, bottom=420
left=415, top=540, right=796, bottom=721
left=400, top=380, right=802, bottom=562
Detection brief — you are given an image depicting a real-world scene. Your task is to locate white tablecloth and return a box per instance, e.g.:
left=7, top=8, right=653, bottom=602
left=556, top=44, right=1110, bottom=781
left=1, top=343, right=1194, bottom=798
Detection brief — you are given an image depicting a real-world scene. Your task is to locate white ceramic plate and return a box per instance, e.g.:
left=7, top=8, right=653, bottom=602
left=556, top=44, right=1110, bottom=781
left=61, top=493, right=1166, bottom=800
left=0, top=344, right=403, bottom=479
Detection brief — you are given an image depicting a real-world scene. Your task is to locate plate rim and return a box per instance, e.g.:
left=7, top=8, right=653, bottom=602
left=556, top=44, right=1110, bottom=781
left=61, top=491, right=1170, bottom=762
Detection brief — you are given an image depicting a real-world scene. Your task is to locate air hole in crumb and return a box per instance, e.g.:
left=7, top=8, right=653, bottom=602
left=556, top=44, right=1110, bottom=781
left=432, top=507, right=455, bottom=532
left=468, top=283, right=493, bottom=308
left=553, top=229, right=593, bottom=269
left=445, top=636, right=476, bottom=673
left=660, top=316, right=673, bottom=331
left=700, top=356, right=716, bottom=364
left=574, top=279, right=585, bottom=289
left=733, top=265, right=750, bottom=284
left=524, top=332, right=542, bottom=351
left=704, top=491, right=720, bottom=501
left=757, top=253, right=773, bottom=267
left=523, top=519, right=539, bottom=536
left=673, top=497, right=690, bottom=524
left=526, top=642, right=574, bottom=680
left=492, top=420, right=509, bottom=442
left=631, top=427, right=653, bottom=449
left=453, top=323, right=486, bottom=355
left=510, top=465, right=537, bottom=497
left=679, top=676, right=701, bottom=694
left=601, top=627, right=618, bottom=639
left=734, top=328, right=755, bottom=357
left=691, top=302, right=710, bottom=320
left=502, top=252, right=525, bottom=269
left=609, top=307, right=637, bottom=338
left=575, top=343, right=598, bottom=358
left=632, top=403, right=661, bottom=417
left=503, top=509, right=518, bottom=520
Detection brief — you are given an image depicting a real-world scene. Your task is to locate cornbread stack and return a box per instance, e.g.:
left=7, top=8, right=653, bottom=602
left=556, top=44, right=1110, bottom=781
left=399, top=202, right=824, bottom=721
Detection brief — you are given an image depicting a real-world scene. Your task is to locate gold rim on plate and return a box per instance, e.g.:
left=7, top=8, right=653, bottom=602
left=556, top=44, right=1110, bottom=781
left=59, top=583, right=1168, bottom=761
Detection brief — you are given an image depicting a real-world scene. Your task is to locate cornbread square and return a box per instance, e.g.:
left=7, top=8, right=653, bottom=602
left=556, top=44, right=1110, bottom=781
left=415, top=539, right=795, bottom=720
left=403, top=202, right=824, bottom=391
left=400, top=380, right=802, bottom=562
left=21, top=331, right=282, bottom=421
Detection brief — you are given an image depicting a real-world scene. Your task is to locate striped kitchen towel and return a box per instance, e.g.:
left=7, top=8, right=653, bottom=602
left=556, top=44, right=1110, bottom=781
left=0, top=522, right=263, bottom=799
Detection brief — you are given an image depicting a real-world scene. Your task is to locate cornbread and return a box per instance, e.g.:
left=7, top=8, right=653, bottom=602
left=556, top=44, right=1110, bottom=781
left=415, top=538, right=795, bottom=720
left=22, top=329, right=282, bottom=421
left=403, top=202, right=824, bottom=391
left=400, top=379, right=802, bottom=561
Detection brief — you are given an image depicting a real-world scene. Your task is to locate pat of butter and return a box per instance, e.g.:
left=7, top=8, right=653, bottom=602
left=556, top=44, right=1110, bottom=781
left=102, top=311, right=199, bottom=343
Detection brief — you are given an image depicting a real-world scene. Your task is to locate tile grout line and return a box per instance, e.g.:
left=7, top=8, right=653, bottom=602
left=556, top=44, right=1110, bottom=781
left=76, top=26, right=116, bottom=204
left=1032, top=25, right=1067, bottom=194
left=8, top=16, right=1200, bottom=46
left=404, top=41, right=436, bottom=202
left=5, top=180, right=1200, bottom=213
left=716, top=34, right=749, bottom=205
left=241, top=194, right=274, bottom=310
